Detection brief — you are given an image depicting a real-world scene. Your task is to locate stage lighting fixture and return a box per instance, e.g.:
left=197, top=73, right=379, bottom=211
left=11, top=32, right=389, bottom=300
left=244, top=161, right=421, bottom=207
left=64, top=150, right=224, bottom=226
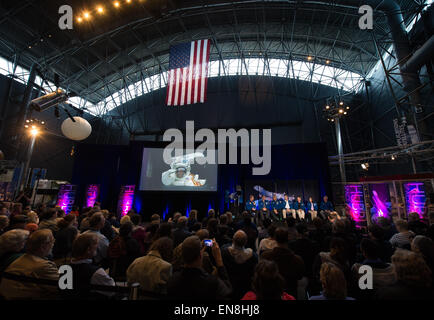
left=344, top=111, right=347, bottom=115
left=97, top=6, right=104, bottom=14
left=83, top=12, right=91, bottom=20
left=307, top=56, right=313, bottom=61
left=126, top=0, right=132, bottom=3
left=346, top=106, right=350, bottom=110
left=30, top=128, right=39, bottom=136
left=339, top=101, right=344, bottom=106
left=77, top=17, right=83, bottom=23
left=391, top=155, right=396, bottom=160
left=325, top=105, right=330, bottom=110
left=30, top=89, right=68, bottom=112
left=326, top=60, right=331, bottom=64
left=361, top=163, right=369, bottom=170
left=339, top=109, right=344, bottom=114
left=114, top=1, right=120, bottom=8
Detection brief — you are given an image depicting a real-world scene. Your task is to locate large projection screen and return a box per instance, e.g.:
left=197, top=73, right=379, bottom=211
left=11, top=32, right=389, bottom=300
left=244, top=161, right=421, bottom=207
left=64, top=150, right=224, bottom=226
left=139, top=148, right=218, bottom=192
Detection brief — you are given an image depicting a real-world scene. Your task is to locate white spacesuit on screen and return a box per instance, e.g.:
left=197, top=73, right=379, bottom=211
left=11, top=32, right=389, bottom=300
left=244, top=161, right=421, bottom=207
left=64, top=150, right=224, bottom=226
left=161, top=152, right=207, bottom=187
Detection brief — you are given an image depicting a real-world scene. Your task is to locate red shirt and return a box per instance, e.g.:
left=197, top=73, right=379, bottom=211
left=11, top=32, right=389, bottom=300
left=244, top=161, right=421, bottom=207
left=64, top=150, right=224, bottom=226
left=241, top=291, right=296, bottom=300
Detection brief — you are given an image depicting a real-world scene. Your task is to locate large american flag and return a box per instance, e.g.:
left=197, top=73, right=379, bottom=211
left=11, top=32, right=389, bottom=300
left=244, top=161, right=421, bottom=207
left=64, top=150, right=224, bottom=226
left=166, top=39, right=211, bottom=106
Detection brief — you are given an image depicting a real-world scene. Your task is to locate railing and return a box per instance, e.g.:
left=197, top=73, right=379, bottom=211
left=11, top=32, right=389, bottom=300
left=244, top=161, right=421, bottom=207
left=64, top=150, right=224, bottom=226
left=0, top=272, right=166, bottom=300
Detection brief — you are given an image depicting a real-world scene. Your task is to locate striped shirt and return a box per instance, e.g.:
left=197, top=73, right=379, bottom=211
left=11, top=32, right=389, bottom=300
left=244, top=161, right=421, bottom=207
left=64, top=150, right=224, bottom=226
left=389, top=231, right=415, bottom=249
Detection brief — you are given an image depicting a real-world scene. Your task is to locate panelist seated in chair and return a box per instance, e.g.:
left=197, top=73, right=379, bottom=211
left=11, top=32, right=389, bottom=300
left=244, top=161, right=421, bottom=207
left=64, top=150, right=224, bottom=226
left=281, top=194, right=292, bottom=219
left=245, top=195, right=257, bottom=216
left=306, top=197, right=318, bottom=220
left=291, top=197, right=306, bottom=220
left=270, top=194, right=283, bottom=222
left=319, top=195, right=337, bottom=219
left=257, top=195, right=270, bottom=220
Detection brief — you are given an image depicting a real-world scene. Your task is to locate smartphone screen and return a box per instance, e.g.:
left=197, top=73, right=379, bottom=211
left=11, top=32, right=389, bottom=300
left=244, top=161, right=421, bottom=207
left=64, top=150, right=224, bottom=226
left=204, top=239, right=213, bottom=247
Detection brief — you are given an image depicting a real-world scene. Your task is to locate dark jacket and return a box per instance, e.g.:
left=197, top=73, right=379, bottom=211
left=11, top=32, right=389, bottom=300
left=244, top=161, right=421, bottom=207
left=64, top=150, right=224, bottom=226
left=167, top=266, right=232, bottom=300
left=221, top=245, right=258, bottom=299
left=261, top=247, right=305, bottom=297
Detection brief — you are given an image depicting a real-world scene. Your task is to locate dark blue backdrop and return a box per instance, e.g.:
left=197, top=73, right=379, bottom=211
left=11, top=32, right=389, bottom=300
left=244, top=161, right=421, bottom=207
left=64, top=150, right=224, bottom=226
left=71, top=141, right=331, bottom=220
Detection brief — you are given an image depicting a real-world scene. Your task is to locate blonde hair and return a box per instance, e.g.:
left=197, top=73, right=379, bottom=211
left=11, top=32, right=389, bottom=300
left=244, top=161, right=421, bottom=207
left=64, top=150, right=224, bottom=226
left=320, top=262, right=347, bottom=300
left=27, top=211, right=39, bottom=224
left=0, top=229, right=29, bottom=254
left=120, top=215, right=131, bottom=225
left=392, top=249, right=432, bottom=287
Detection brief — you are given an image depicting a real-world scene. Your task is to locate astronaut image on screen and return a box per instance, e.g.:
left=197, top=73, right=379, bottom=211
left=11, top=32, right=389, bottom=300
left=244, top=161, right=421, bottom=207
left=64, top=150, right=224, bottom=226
left=161, top=152, right=207, bottom=187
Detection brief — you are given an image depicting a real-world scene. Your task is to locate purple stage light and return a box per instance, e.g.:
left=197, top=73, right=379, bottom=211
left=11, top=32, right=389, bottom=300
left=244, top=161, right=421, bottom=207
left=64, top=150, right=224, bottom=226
left=118, top=185, right=135, bottom=216
left=344, top=184, right=365, bottom=222
left=369, top=183, right=391, bottom=220
left=404, top=182, right=426, bottom=218
left=86, top=184, right=100, bottom=208
left=57, top=184, right=77, bottom=214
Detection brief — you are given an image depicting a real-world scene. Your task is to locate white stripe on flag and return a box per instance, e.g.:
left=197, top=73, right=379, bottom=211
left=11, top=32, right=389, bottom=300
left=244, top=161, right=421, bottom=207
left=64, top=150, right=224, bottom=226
left=194, top=40, right=202, bottom=104
left=200, top=39, right=208, bottom=103
left=174, top=68, right=181, bottom=106
left=167, top=69, right=174, bottom=106
left=180, top=67, right=187, bottom=106
left=187, top=41, right=195, bottom=105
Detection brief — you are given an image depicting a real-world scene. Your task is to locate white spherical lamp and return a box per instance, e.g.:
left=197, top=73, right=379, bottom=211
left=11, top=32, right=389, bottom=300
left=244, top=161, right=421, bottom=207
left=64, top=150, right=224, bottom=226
left=61, top=116, right=92, bottom=141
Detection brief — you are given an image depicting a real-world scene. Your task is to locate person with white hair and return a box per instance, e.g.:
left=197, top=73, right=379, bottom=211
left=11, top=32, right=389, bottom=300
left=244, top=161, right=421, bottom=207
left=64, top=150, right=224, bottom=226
left=0, top=229, right=29, bottom=275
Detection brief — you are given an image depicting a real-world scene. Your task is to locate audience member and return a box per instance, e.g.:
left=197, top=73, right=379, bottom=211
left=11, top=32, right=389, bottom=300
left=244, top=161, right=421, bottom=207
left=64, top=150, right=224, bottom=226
left=127, top=237, right=173, bottom=295
left=309, top=262, right=355, bottom=300
left=261, top=227, right=304, bottom=297
left=82, top=212, right=109, bottom=266
left=0, top=229, right=58, bottom=299
left=221, top=230, right=258, bottom=299
left=167, top=236, right=232, bottom=299
left=0, top=229, right=29, bottom=276
left=389, top=219, right=415, bottom=250
left=376, top=249, right=433, bottom=300
left=242, top=260, right=295, bottom=300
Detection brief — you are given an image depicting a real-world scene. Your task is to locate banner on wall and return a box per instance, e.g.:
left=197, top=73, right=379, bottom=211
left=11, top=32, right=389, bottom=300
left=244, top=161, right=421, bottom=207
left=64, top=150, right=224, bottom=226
left=403, top=182, right=426, bottom=217
left=117, top=185, right=135, bottom=217
left=85, top=184, right=100, bottom=208
left=57, top=184, right=77, bottom=214
left=344, top=184, right=366, bottom=222
left=369, top=183, right=391, bottom=222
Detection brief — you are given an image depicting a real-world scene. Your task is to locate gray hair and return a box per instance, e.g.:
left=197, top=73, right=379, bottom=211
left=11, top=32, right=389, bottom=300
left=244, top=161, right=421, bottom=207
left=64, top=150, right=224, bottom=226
left=0, top=229, right=30, bottom=255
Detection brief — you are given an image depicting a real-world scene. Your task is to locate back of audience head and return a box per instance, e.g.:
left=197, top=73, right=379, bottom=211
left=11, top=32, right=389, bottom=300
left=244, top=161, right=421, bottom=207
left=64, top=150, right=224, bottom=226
left=120, top=221, right=134, bottom=238
left=151, top=214, right=160, bottom=225
left=274, top=227, right=289, bottom=246
left=177, top=216, right=188, bottom=228
left=120, top=215, right=131, bottom=225
left=408, top=212, right=420, bottom=222
left=411, top=235, right=434, bottom=265
left=392, top=249, right=432, bottom=288
left=150, top=236, right=173, bottom=262
left=395, top=219, right=409, bottom=232
left=57, top=214, right=76, bottom=229
left=26, top=229, right=55, bottom=257
left=320, top=262, right=348, bottom=300
left=173, top=212, right=182, bottom=223
left=233, top=230, right=247, bottom=248
left=89, top=212, right=105, bottom=230
left=251, top=260, right=286, bottom=300
left=181, top=236, right=202, bottom=266
left=195, top=228, right=209, bottom=241
left=72, top=233, right=99, bottom=260
left=0, top=229, right=29, bottom=255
